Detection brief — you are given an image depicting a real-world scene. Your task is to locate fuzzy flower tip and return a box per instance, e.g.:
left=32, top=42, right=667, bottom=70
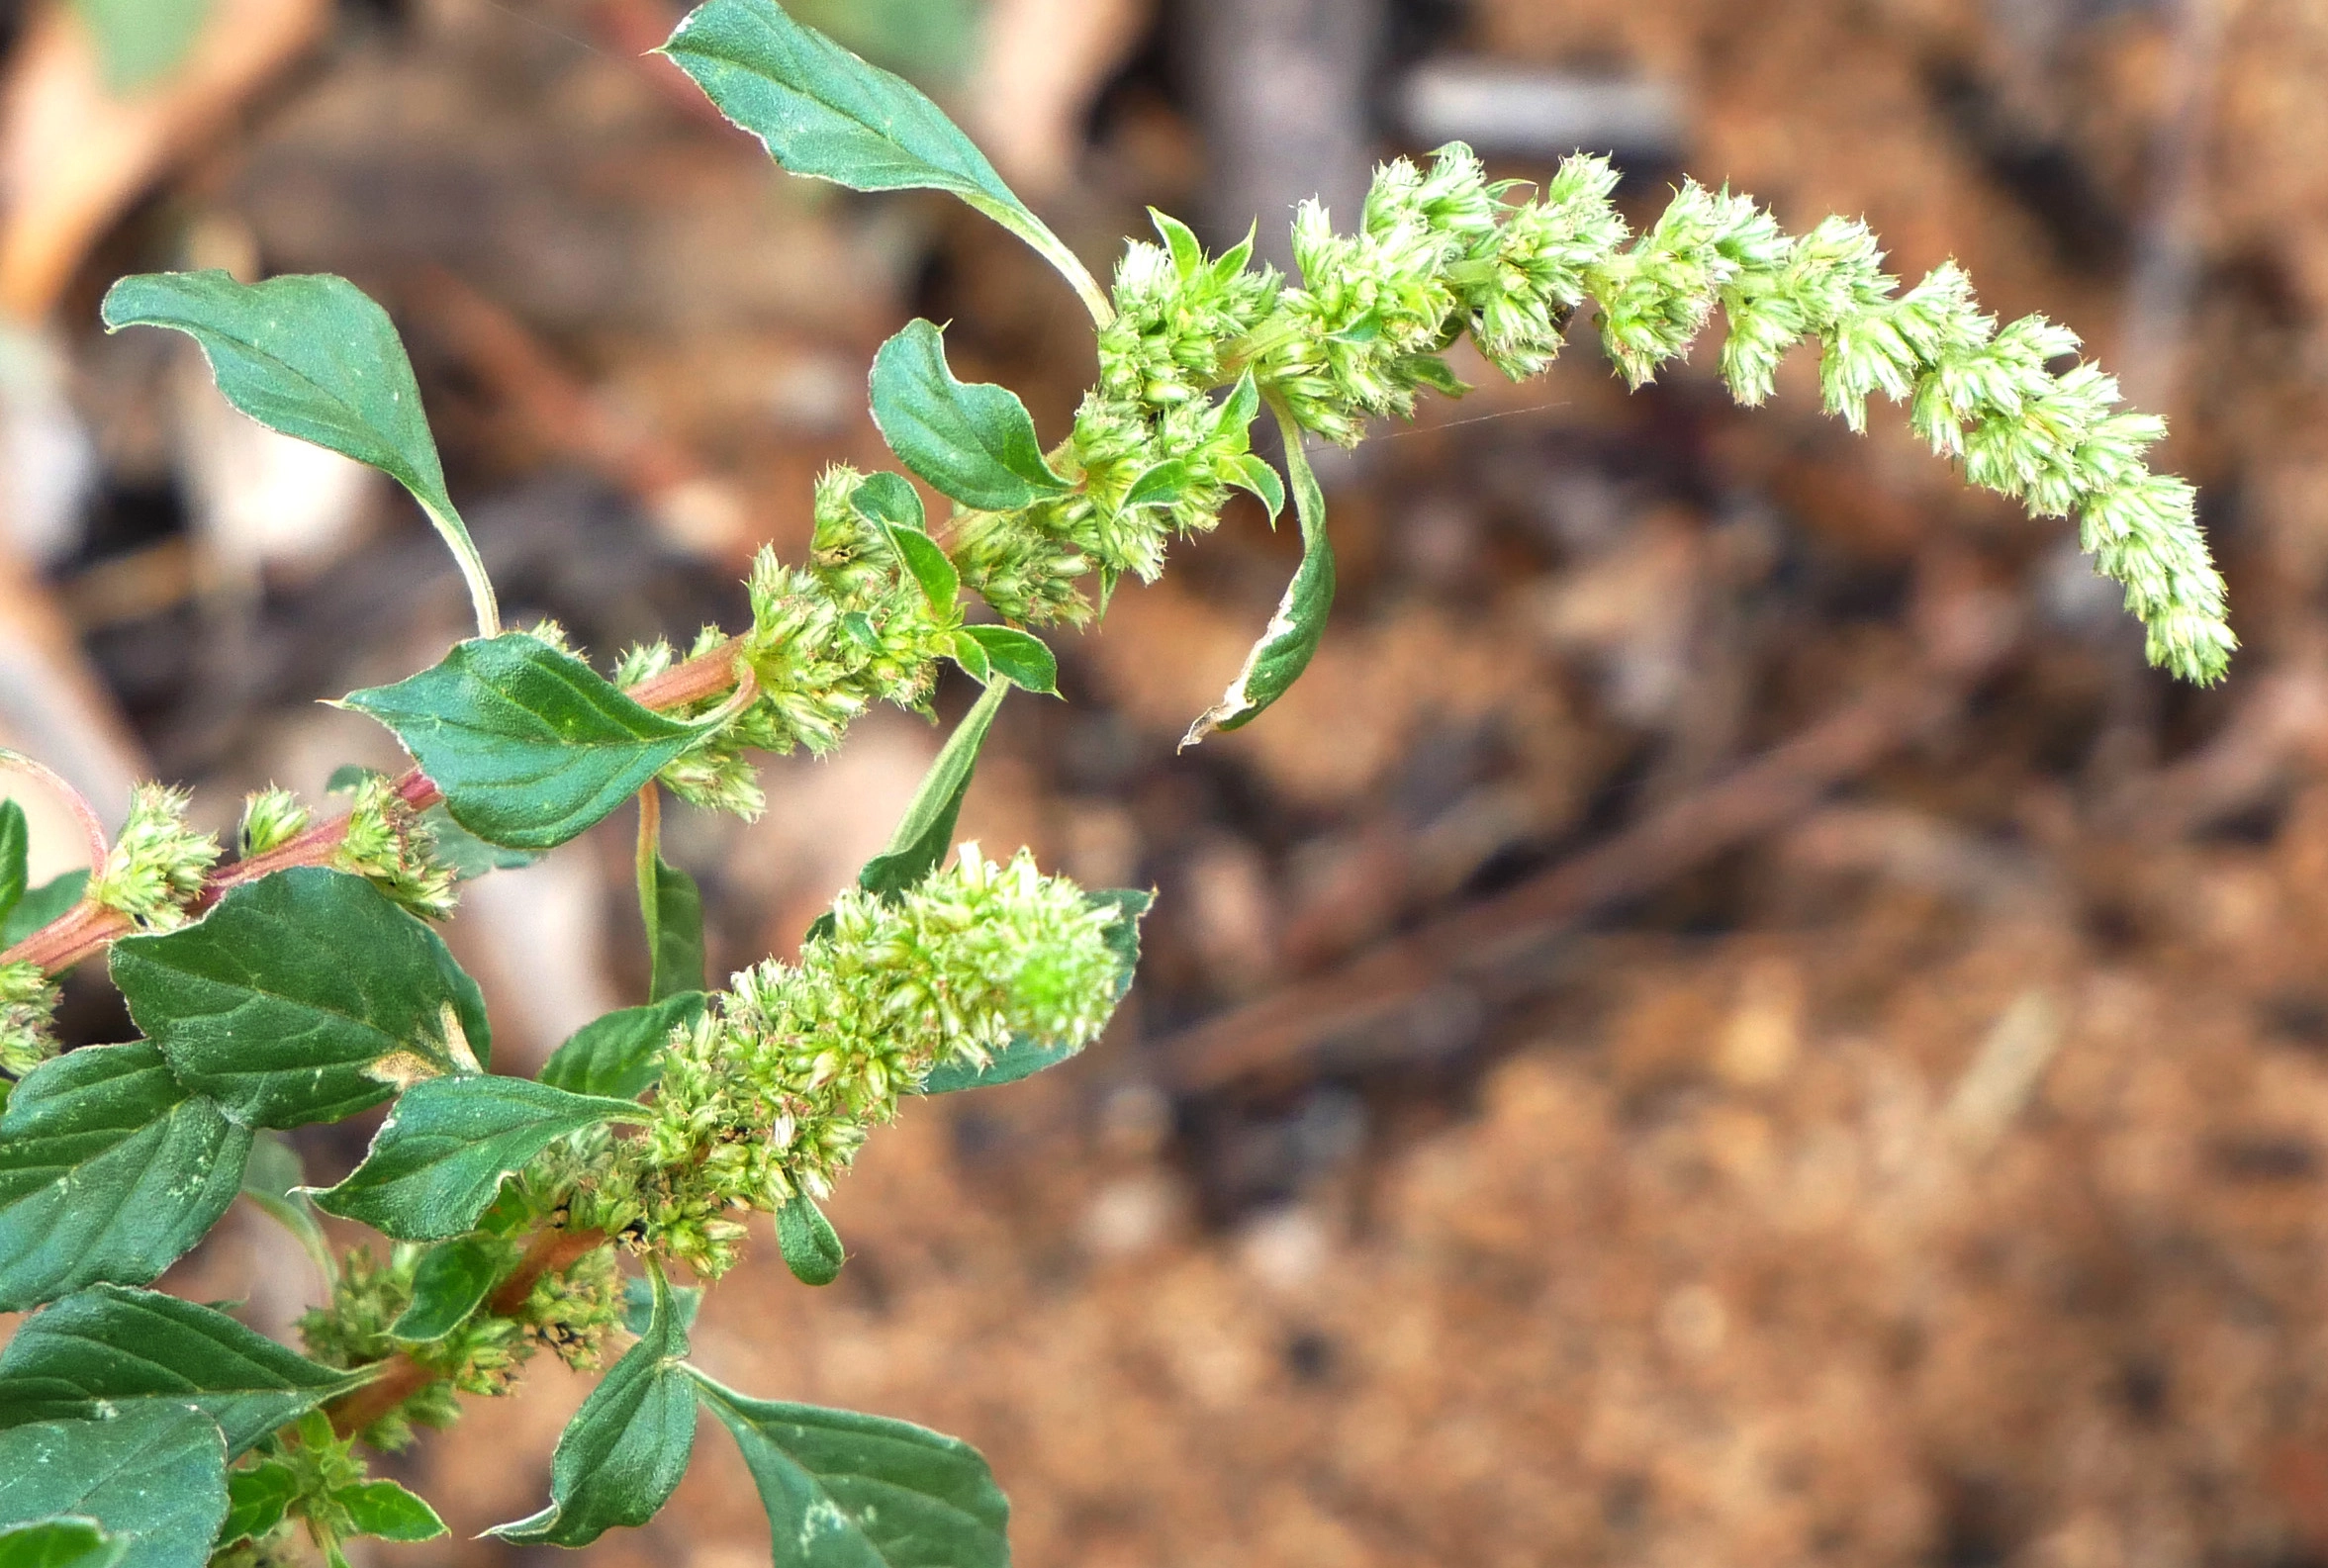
left=592, top=846, right=1125, bottom=1276
left=88, top=784, right=221, bottom=931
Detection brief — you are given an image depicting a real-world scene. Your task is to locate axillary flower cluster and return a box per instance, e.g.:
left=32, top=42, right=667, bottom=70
left=565, top=847, right=1123, bottom=1276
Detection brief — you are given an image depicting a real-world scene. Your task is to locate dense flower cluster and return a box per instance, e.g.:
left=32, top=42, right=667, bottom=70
left=627, top=467, right=971, bottom=818
left=570, top=847, right=1123, bottom=1276
left=0, top=960, right=56, bottom=1076
left=88, top=783, right=220, bottom=930
left=240, top=778, right=459, bottom=920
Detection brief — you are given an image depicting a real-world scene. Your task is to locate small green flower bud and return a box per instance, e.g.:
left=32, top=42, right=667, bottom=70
left=88, top=783, right=221, bottom=932
left=238, top=785, right=312, bottom=858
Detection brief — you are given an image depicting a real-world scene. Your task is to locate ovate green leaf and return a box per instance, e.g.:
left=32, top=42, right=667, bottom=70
left=111, top=869, right=490, bottom=1130
left=885, top=525, right=961, bottom=613
left=916, top=1036, right=1077, bottom=1097
left=1122, top=459, right=1194, bottom=510
left=99, top=272, right=498, bottom=637
left=620, top=1275, right=703, bottom=1337
left=1224, top=453, right=1285, bottom=521
left=0, top=1285, right=370, bottom=1456
left=660, top=0, right=1108, bottom=320
left=849, top=678, right=1007, bottom=907
left=540, top=992, right=707, bottom=1102
left=847, top=472, right=924, bottom=533
left=1182, top=406, right=1336, bottom=745
left=688, top=1372, right=1010, bottom=1568
left=645, top=857, right=707, bottom=1004
left=314, top=1074, right=647, bottom=1241
left=0, top=1516, right=125, bottom=1568
left=947, top=630, right=991, bottom=685
left=775, top=1193, right=843, bottom=1286
left=870, top=320, right=1067, bottom=512
left=0, top=1043, right=251, bottom=1312
left=388, top=1237, right=503, bottom=1342
left=0, top=1407, right=228, bottom=1568
left=217, top=1464, right=297, bottom=1549
left=0, top=799, right=26, bottom=929
left=489, top=1264, right=696, bottom=1547
left=335, top=1481, right=446, bottom=1542
left=957, top=625, right=1057, bottom=695
left=345, top=633, right=717, bottom=852
left=1, top=873, right=88, bottom=949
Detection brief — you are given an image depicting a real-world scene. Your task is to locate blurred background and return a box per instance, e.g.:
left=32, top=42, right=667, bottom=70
left=4, top=0, right=2328, bottom=1562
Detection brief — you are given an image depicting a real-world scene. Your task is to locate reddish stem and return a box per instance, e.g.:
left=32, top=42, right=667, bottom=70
left=2, top=900, right=130, bottom=973
left=11, top=639, right=743, bottom=976
left=625, top=638, right=743, bottom=710
left=326, top=1225, right=611, bottom=1440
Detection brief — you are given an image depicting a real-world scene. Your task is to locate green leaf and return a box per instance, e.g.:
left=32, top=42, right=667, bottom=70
left=0, top=1043, right=251, bottom=1312
left=388, top=1237, right=502, bottom=1342
left=851, top=678, right=1008, bottom=906
left=540, top=992, right=707, bottom=1102
left=1223, top=453, right=1284, bottom=521
left=869, top=320, right=1068, bottom=512
left=687, top=1372, right=1010, bottom=1568
left=1, top=873, right=88, bottom=949
left=345, top=632, right=718, bottom=852
left=0, top=1517, right=125, bottom=1568
left=218, top=1463, right=297, bottom=1548
left=1088, top=886, right=1153, bottom=1005
left=916, top=1037, right=1077, bottom=1097
left=646, top=858, right=707, bottom=1004
left=489, top=1264, right=696, bottom=1547
left=0, top=799, right=26, bottom=931
left=315, top=1074, right=647, bottom=1242
left=775, top=1193, right=843, bottom=1286
left=957, top=626, right=1056, bottom=695
left=1122, top=459, right=1194, bottom=510
left=846, top=472, right=924, bottom=533
left=0, top=1406, right=229, bottom=1568
left=660, top=0, right=1109, bottom=322
left=239, top=1133, right=335, bottom=1286
left=335, top=1481, right=445, bottom=1542
left=918, top=888, right=1147, bottom=1094
left=0, top=1285, right=371, bottom=1457
left=947, top=629, right=991, bottom=685
left=421, top=806, right=540, bottom=878
left=99, top=272, right=498, bottom=638
left=1400, top=352, right=1469, bottom=399
left=885, top=525, right=961, bottom=612
left=1150, top=208, right=1204, bottom=279
left=1182, top=405, right=1336, bottom=745
left=620, top=1275, right=702, bottom=1337
left=111, top=869, right=491, bottom=1130
left=68, top=0, right=210, bottom=95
